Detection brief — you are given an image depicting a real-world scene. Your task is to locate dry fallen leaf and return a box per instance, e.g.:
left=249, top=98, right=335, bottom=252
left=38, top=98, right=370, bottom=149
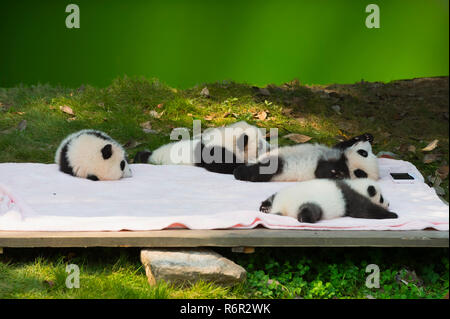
left=284, top=133, right=312, bottom=143
left=436, top=165, right=449, bottom=180
left=282, top=108, right=293, bottom=115
left=256, top=111, right=268, bottom=121
left=423, top=154, right=438, bottom=164
left=66, top=117, right=77, bottom=122
left=60, top=105, right=74, bottom=115
left=408, top=145, right=416, bottom=153
left=204, top=115, right=214, bottom=121
left=148, top=110, right=162, bottom=118
left=422, top=139, right=439, bottom=152
left=140, top=121, right=152, bottom=130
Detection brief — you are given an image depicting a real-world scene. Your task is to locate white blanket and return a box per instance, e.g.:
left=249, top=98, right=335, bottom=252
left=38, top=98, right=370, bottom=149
left=0, top=158, right=448, bottom=231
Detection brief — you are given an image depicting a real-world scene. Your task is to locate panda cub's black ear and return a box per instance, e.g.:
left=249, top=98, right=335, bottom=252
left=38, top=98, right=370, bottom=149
left=101, top=144, right=113, bottom=159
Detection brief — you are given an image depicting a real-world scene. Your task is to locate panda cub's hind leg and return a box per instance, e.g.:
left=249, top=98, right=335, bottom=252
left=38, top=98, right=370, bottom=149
left=134, top=150, right=152, bottom=163
left=297, top=203, right=323, bottom=223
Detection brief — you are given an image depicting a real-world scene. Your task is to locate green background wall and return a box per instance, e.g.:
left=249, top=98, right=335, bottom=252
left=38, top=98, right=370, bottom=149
left=0, top=0, right=448, bottom=88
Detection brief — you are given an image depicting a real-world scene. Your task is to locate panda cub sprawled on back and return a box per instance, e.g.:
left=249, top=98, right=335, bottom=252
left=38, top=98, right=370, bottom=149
left=259, top=178, right=397, bottom=223
left=234, top=133, right=378, bottom=182
left=55, top=129, right=132, bottom=181
left=134, top=121, right=270, bottom=174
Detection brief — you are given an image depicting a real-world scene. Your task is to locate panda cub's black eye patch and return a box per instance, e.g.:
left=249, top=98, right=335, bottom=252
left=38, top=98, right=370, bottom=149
left=357, top=149, right=368, bottom=157
left=101, top=144, right=113, bottom=159
left=380, top=195, right=384, bottom=203
left=120, top=160, right=125, bottom=171
left=367, top=185, right=377, bottom=197
left=354, top=169, right=368, bottom=178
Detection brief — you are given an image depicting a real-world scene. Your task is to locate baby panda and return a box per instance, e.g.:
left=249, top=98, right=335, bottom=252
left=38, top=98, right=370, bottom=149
left=259, top=178, right=397, bottom=223
left=134, top=121, right=270, bottom=174
left=233, top=133, right=378, bottom=182
left=55, top=129, right=132, bottom=181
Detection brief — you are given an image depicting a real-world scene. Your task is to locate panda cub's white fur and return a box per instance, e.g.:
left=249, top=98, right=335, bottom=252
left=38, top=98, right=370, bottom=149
left=260, top=178, right=397, bottom=223
left=55, top=129, right=132, bottom=181
left=134, top=121, right=270, bottom=174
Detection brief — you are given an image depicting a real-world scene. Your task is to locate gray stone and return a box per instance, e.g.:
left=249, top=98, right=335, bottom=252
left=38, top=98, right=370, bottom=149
left=331, top=104, right=341, bottom=114
left=200, top=87, right=210, bottom=98
left=140, top=248, right=246, bottom=286
left=258, top=88, right=270, bottom=96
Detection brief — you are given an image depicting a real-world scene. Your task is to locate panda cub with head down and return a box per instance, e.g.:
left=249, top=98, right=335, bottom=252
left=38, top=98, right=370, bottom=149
left=134, top=121, right=270, bottom=174
left=260, top=178, right=397, bottom=223
left=234, top=133, right=378, bottom=182
left=55, top=129, right=132, bottom=181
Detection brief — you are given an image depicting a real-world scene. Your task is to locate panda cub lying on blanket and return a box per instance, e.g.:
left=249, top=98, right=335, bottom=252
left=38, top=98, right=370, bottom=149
left=134, top=121, right=270, bottom=174
left=55, top=129, right=132, bottom=181
left=260, top=178, right=398, bottom=223
left=234, top=133, right=378, bottom=182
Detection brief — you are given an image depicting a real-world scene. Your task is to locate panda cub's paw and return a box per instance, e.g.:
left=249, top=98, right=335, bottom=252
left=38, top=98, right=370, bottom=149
left=387, top=212, right=398, bottom=219
left=259, top=193, right=276, bottom=213
left=361, top=133, right=374, bottom=143
left=259, top=200, right=272, bottom=214
left=233, top=165, right=253, bottom=181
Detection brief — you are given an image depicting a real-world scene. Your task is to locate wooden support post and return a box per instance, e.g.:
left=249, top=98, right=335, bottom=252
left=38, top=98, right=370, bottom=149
left=0, top=248, right=3, bottom=254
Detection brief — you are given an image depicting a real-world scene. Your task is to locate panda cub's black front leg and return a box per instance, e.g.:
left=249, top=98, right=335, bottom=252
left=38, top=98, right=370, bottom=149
left=333, top=133, right=374, bottom=150
left=259, top=194, right=275, bottom=213
left=234, top=156, right=282, bottom=182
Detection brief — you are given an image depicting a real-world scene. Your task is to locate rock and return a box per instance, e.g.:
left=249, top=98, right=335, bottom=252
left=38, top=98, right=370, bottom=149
left=200, top=87, right=210, bottom=98
left=284, top=133, right=312, bottom=143
left=140, top=248, right=246, bottom=286
left=331, top=105, right=341, bottom=114
left=258, top=88, right=270, bottom=96
left=434, top=186, right=446, bottom=196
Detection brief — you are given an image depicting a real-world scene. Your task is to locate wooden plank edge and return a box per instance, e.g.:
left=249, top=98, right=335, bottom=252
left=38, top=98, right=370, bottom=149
left=0, top=230, right=448, bottom=248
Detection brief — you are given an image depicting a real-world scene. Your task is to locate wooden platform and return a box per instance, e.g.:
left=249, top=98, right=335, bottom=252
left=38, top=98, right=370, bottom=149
left=0, top=229, right=448, bottom=248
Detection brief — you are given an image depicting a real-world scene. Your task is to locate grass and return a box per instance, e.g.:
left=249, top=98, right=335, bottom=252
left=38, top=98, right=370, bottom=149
left=0, top=76, right=448, bottom=299
left=1, top=247, right=448, bottom=299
